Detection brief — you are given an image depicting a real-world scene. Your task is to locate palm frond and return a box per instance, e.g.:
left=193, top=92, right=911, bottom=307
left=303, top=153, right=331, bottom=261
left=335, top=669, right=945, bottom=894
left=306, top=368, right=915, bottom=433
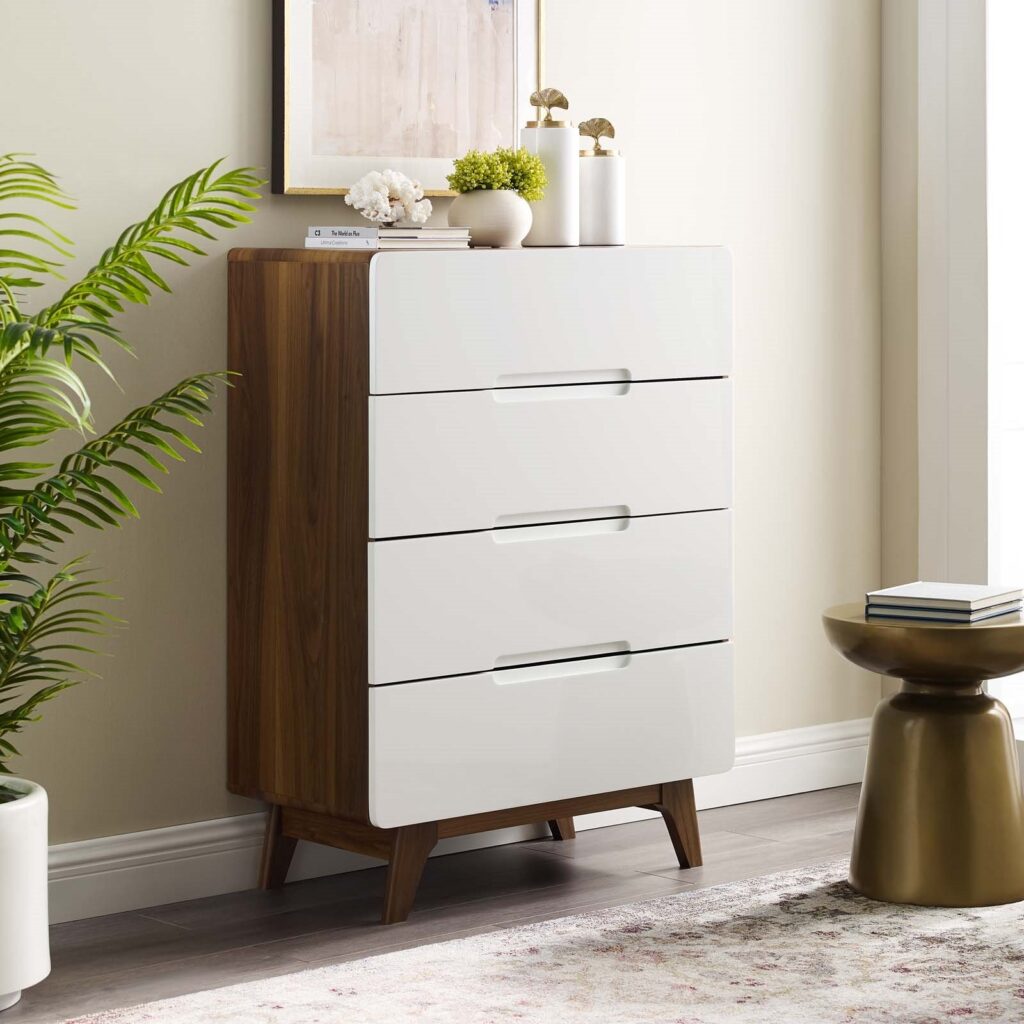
left=0, top=373, right=228, bottom=567
left=0, top=316, right=126, bottom=378
left=0, top=320, right=111, bottom=500
left=36, top=160, right=263, bottom=334
left=0, top=352, right=91, bottom=457
left=0, top=320, right=129, bottom=469
left=0, top=154, right=75, bottom=314
left=0, top=154, right=262, bottom=775
left=0, top=560, right=118, bottom=773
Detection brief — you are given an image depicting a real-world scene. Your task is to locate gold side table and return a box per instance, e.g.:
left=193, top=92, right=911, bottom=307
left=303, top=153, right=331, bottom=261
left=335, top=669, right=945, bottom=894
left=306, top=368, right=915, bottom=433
left=823, top=603, right=1024, bottom=907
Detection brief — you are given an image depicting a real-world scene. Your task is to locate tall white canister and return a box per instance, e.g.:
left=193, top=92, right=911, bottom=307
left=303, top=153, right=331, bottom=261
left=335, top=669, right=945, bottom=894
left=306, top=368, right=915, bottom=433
left=579, top=118, right=625, bottom=246
left=521, top=89, right=579, bottom=247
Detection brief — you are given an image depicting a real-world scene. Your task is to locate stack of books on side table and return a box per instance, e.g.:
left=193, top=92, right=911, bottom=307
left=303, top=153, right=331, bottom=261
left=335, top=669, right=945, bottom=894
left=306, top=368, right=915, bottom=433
left=866, top=582, right=1023, bottom=623
left=304, top=226, right=470, bottom=250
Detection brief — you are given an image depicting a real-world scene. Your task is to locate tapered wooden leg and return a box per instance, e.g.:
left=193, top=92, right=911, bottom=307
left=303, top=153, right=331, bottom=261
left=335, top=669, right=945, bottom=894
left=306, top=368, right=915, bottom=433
left=548, top=817, right=576, bottom=841
left=382, top=822, right=438, bottom=924
left=646, top=779, right=702, bottom=869
left=258, top=804, right=298, bottom=890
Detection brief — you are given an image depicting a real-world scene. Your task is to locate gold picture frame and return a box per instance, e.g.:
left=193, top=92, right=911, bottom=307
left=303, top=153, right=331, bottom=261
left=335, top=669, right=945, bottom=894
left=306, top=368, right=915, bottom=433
left=271, top=0, right=544, bottom=196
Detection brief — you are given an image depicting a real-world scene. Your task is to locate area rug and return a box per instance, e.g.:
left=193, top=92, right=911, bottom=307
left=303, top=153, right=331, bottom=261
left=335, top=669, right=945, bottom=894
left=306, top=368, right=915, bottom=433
left=67, top=860, right=1024, bottom=1024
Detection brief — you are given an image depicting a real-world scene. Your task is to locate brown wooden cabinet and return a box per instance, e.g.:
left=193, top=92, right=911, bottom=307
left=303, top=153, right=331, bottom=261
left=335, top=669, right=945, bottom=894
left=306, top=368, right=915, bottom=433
left=227, top=247, right=734, bottom=923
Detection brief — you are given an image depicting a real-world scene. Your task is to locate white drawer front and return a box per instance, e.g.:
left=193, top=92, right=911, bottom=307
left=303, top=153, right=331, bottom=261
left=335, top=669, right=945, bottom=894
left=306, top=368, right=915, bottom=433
left=369, top=247, right=732, bottom=394
left=369, top=642, right=734, bottom=827
left=368, top=510, right=731, bottom=685
left=369, top=379, right=732, bottom=538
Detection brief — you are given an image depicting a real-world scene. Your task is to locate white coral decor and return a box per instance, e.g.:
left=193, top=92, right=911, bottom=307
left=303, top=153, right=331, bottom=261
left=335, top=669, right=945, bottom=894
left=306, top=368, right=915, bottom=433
left=344, top=169, right=432, bottom=225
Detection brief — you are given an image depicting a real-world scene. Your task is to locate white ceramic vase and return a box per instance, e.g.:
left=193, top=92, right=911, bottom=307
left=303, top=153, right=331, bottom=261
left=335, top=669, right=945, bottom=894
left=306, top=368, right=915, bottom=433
left=447, top=190, right=532, bottom=248
left=580, top=152, right=626, bottom=246
left=520, top=123, right=580, bottom=246
left=0, top=780, right=50, bottom=1012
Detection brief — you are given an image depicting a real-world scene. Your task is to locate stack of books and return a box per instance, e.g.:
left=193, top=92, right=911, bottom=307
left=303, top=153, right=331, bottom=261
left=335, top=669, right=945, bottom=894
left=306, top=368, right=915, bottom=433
left=304, top=225, right=470, bottom=250
left=866, top=582, right=1023, bottom=623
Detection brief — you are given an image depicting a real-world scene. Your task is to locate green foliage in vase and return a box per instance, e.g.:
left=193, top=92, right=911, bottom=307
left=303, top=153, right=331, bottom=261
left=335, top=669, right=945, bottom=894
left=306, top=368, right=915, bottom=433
left=446, top=147, right=547, bottom=201
left=495, top=148, right=547, bottom=202
left=0, top=154, right=263, bottom=781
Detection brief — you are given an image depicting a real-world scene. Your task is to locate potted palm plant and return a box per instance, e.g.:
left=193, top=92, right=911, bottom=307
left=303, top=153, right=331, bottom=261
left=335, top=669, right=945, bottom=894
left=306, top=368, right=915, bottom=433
left=0, top=154, right=262, bottom=1011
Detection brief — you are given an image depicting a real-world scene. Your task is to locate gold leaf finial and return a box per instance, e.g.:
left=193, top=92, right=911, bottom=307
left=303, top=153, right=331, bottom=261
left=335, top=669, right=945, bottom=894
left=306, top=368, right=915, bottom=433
left=529, top=87, right=569, bottom=123
left=579, top=118, right=616, bottom=154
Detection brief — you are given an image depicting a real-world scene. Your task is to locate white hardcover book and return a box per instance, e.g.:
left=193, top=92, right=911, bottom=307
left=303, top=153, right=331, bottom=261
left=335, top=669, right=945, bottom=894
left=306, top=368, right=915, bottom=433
left=866, top=602, right=1022, bottom=623
left=866, top=581, right=1023, bottom=611
left=307, top=225, right=470, bottom=239
left=308, top=226, right=378, bottom=238
left=375, top=240, right=470, bottom=249
left=304, top=237, right=377, bottom=249
left=303, top=237, right=470, bottom=251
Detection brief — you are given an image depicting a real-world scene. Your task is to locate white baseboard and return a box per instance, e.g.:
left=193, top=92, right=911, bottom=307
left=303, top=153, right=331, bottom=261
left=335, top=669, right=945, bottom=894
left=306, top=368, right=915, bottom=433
left=48, top=716, right=870, bottom=924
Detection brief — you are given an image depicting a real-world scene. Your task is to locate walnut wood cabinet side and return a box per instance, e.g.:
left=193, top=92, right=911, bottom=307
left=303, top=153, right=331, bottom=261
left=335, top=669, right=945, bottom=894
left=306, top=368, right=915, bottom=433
left=225, top=249, right=703, bottom=924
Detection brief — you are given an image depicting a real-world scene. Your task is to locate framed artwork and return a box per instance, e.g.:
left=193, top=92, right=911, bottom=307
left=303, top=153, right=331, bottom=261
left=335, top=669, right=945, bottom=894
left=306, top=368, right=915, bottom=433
left=272, top=0, right=542, bottom=195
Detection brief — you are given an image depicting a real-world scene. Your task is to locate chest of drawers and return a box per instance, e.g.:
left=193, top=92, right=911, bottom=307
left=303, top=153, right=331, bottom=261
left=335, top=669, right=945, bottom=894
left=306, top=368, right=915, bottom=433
left=227, top=246, right=734, bottom=923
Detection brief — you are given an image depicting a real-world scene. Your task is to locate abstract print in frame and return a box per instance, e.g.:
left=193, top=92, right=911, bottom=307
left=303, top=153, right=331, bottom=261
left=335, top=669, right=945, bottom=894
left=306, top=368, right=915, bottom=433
left=272, top=0, right=540, bottom=195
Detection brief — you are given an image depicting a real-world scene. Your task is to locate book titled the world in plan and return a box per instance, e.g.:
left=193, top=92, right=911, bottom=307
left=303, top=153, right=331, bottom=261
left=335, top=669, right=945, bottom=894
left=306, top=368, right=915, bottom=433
left=304, top=225, right=471, bottom=250
left=307, top=226, right=469, bottom=239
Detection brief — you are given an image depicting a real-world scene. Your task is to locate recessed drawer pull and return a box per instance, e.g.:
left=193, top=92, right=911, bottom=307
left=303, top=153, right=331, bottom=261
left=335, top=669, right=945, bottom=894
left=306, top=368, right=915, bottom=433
left=493, top=515, right=631, bottom=542
left=495, top=368, right=631, bottom=390
left=370, top=249, right=732, bottom=394
left=494, top=506, right=630, bottom=531
left=368, top=379, right=732, bottom=538
left=494, top=643, right=632, bottom=681
left=494, top=380, right=631, bottom=402
left=368, top=643, right=735, bottom=826
left=368, top=509, right=732, bottom=685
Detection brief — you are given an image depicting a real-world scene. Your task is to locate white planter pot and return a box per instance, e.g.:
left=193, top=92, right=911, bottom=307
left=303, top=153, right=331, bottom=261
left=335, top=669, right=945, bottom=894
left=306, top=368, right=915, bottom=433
left=447, top=190, right=532, bottom=248
left=0, top=780, right=50, bottom=1011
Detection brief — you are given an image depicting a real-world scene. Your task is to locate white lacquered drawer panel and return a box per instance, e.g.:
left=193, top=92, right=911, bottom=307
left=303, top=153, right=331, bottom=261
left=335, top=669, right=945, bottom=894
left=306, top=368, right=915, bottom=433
left=368, top=509, right=731, bottom=685
left=368, top=642, right=734, bottom=827
left=369, top=379, right=731, bottom=538
left=369, top=248, right=732, bottom=394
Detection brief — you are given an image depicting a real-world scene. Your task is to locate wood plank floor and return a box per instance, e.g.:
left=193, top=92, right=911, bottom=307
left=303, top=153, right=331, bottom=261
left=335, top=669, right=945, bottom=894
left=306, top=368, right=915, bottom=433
left=10, top=785, right=859, bottom=1023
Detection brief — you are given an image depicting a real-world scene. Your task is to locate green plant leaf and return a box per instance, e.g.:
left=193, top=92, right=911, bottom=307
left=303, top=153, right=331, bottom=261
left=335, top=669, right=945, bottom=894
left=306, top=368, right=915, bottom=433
left=0, top=155, right=75, bottom=312
left=0, top=561, right=120, bottom=773
left=0, top=154, right=263, bottom=774
left=36, top=160, right=264, bottom=346
left=0, top=373, right=229, bottom=567
left=447, top=148, right=546, bottom=201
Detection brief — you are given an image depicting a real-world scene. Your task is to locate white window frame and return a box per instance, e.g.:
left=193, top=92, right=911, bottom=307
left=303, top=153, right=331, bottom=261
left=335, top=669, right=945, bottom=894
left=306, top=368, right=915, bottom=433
left=916, top=0, right=1024, bottom=716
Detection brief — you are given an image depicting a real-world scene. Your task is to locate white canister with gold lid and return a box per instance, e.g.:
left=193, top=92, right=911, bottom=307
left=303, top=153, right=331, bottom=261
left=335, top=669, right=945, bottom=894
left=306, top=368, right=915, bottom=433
left=578, top=117, right=625, bottom=246
left=580, top=149, right=625, bottom=246
left=521, top=89, right=579, bottom=247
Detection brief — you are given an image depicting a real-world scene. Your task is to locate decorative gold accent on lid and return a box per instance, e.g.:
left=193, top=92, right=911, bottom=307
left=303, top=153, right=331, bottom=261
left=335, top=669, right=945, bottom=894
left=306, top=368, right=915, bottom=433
left=529, top=87, right=569, bottom=125
left=579, top=148, right=620, bottom=157
left=526, top=120, right=568, bottom=128
left=579, top=117, right=617, bottom=156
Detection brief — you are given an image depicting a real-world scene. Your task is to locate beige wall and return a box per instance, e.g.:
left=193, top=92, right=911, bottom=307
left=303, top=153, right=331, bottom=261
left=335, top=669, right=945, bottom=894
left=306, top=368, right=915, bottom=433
left=880, top=0, right=919, bottom=589
left=879, top=0, right=918, bottom=696
left=3, top=0, right=882, bottom=845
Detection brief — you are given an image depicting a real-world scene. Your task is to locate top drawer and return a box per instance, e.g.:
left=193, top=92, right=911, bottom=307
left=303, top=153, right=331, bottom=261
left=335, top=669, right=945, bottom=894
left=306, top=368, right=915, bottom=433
left=369, top=247, right=732, bottom=395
